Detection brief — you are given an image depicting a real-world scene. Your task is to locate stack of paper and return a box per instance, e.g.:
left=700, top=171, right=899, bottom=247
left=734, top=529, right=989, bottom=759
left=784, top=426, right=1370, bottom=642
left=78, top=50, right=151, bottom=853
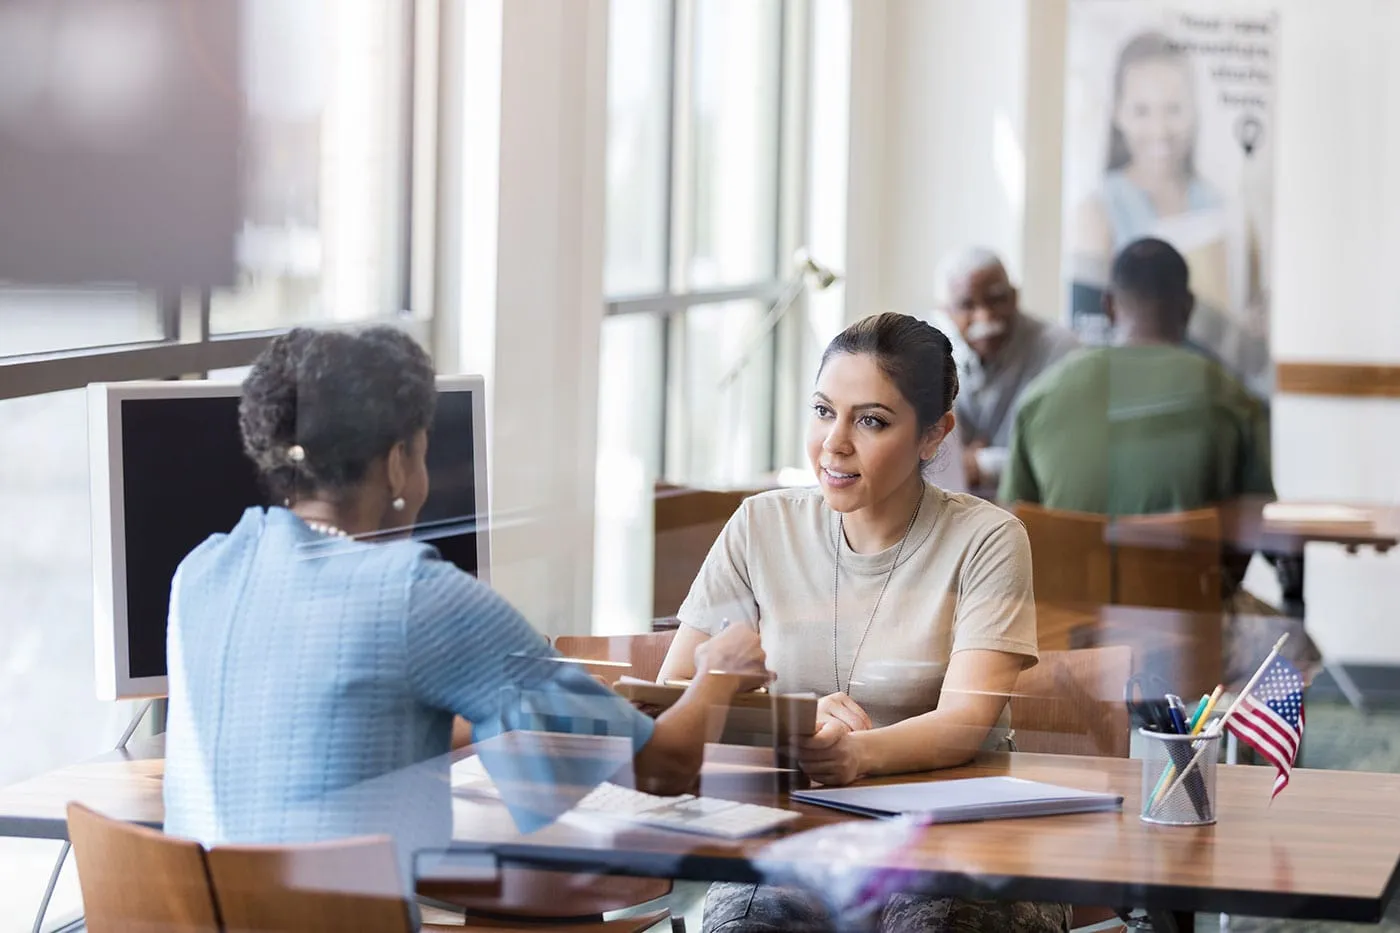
left=792, top=777, right=1122, bottom=823
left=1261, top=503, right=1374, bottom=526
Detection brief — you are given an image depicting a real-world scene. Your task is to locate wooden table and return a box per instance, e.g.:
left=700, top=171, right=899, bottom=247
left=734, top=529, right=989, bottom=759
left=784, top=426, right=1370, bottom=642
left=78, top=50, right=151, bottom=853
left=434, top=740, right=1400, bottom=931
left=1219, top=496, right=1400, bottom=557
left=13, top=736, right=1397, bottom=931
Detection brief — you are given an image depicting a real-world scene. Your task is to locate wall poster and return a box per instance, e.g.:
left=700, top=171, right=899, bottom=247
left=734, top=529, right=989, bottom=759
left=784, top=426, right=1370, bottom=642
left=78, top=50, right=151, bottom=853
left=1063, top=1, right=1277, bottom=396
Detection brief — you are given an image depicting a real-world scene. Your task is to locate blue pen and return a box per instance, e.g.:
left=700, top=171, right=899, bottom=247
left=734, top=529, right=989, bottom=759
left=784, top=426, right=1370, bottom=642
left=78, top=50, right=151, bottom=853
left=1165, top=694, right=1189, bottom=734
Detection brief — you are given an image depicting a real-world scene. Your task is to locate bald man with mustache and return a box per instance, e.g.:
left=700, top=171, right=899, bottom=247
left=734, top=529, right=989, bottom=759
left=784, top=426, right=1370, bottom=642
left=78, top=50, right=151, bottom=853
left=926, top=248, right=1078, bottom=489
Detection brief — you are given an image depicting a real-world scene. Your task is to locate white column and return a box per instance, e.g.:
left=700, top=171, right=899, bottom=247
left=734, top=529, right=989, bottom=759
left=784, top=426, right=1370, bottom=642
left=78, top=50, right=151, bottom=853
left=438, top=0, right=609, bottom=637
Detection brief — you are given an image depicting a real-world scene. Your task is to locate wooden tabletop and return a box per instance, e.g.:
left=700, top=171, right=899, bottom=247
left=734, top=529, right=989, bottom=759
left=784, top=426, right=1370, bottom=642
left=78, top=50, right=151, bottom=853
left=6, top=736, right=1400, bottom=922
left=0, top=736, right=165, bottom=839
left=442, top=743, right=1400, bottom=922
left=1218, top=496, right=1400, bottom=556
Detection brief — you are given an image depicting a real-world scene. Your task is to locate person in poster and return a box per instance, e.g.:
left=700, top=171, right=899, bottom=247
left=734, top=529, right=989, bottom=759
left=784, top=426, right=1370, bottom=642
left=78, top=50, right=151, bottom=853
left=1068, top=24, right=1271, bottom=396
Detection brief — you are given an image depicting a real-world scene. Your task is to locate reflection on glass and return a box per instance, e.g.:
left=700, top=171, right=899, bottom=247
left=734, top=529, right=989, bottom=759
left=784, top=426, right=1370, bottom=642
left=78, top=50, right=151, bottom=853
left=210, top=0, right=409, bottom=333
left=685, top=0, right=781, bottom=289
left=604, top=0, right=671, bottom=297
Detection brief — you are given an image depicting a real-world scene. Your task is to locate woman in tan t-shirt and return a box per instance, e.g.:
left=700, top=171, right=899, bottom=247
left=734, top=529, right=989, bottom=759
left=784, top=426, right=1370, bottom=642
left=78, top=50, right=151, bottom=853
left=658, top=312, right=1068, bottom=933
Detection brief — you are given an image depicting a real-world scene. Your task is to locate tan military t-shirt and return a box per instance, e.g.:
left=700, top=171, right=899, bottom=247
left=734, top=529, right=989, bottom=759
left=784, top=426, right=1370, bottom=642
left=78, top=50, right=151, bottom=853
left=677, top=484, right=1037, bottom=731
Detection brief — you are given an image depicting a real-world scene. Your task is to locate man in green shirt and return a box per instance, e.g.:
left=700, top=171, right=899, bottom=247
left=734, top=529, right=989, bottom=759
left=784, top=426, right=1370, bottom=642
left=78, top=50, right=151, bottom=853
left=999, top=237, right=1273, bottom=516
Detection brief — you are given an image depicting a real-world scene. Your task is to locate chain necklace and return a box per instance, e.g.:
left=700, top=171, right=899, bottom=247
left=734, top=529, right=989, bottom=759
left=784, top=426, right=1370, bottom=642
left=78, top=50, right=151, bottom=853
left=832, top=490, right=924, bottom=695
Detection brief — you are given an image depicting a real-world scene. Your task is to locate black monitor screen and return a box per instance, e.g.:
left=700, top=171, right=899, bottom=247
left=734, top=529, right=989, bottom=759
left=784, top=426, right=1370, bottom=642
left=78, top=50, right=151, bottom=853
left=121, top=396, right=261, bottom=679
left=117, top=389, right=482, bottom=680
left=417, top=389, right=481, bottom=577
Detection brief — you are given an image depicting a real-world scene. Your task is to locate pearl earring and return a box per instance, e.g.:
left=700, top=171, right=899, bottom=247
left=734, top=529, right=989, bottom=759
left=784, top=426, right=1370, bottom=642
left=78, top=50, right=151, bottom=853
left=392, top=497, right=406, bottom=512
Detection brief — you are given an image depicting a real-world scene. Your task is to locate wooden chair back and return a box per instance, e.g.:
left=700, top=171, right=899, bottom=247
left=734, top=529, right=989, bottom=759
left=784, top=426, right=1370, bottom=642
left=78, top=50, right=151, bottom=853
left=653, top=484, right=754, bottom=618
left=206, top=835, right=415, bottom=932
left=1008, top=647, right=1132, bottom=759
left=553, top=632, right=677, bottom=686
left=1013, top=503, right=1112, bottom=606
left=1112, top=508, right=1224, bottom=612
left=66, top=802, right=221, bottom=933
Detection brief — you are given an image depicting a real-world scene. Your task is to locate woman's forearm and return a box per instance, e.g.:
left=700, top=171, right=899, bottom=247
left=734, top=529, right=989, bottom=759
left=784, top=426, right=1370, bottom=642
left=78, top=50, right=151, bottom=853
left=852, top=711, right=997, bottom=776
left=632, top=672, right=738, bottom=794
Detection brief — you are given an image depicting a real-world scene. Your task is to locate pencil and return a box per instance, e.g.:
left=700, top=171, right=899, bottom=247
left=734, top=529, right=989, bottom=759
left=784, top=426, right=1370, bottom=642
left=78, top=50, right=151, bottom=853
left=1191, top=685, right=1224, bottom=736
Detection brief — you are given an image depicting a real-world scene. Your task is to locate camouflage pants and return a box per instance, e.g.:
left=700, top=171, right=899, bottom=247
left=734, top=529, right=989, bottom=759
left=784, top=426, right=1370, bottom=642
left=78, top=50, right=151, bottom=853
left=700, top=882, right=1072, bottom=933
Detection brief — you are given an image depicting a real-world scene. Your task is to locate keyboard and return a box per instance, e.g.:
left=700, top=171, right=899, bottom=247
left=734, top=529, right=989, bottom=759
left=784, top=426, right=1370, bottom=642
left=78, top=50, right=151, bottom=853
left=452, top=755, right=798, bottom=839
left=570, top=781, right=800, bottom=840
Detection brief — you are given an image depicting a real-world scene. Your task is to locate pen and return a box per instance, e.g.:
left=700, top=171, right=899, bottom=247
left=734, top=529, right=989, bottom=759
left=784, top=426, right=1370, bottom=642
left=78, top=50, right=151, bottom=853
left=1165, top=694, right=1189, bottom=735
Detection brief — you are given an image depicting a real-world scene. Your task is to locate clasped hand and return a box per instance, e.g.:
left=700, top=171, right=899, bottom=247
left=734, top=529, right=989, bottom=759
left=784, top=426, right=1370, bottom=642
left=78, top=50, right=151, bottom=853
left=798, top=691, right=872, bottom=786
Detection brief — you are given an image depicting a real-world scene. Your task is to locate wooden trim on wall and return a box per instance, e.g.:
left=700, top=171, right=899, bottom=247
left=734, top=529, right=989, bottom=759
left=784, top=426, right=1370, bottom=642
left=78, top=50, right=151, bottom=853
left=1276, top=362, right=1400, bottom=398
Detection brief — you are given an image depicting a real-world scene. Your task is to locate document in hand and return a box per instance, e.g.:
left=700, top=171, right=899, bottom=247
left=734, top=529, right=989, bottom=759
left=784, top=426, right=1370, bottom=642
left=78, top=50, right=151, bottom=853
left=791, top=777, right=1122, bottom=823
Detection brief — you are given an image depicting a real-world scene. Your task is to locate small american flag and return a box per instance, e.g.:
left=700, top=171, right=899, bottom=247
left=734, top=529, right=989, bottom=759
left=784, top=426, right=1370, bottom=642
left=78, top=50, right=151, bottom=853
left=1226, top=655, right=1306, bottom=799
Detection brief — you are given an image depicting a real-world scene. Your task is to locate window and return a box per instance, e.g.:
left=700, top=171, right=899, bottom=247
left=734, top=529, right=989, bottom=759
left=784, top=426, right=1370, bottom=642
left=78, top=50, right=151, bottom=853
left=0, top=0, right=420, bottom=394
left=684, top=0, right=782, bottom=290
left=0, top=390, right=138, bottom=930
left=211, top=0, right=413, bottom=332
left=0, top=287, right=162, bottom=358
left=595, top=0, right=804, bottom=634
left=0, top=4, right=424, bottom=926
left=603, top=0, right=672, bottom=298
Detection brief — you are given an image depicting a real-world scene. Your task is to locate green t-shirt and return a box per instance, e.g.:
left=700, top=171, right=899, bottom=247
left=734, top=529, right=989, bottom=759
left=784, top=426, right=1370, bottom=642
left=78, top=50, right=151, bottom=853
left=998, top=345, right=1274, bottom=516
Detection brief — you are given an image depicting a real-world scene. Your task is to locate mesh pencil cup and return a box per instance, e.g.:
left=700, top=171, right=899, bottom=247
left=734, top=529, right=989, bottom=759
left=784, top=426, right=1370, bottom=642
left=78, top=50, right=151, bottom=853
left=1139, top=728, right=1222, bottom=826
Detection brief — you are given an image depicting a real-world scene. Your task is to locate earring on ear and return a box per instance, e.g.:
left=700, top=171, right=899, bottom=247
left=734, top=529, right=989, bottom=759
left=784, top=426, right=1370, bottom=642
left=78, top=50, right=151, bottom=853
left=391, top=497, right=406, bottom=512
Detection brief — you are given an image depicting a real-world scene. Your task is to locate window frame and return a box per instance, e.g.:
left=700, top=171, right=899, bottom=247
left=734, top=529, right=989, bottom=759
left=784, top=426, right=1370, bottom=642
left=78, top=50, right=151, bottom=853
left=601, top=0, right=811, bottom=480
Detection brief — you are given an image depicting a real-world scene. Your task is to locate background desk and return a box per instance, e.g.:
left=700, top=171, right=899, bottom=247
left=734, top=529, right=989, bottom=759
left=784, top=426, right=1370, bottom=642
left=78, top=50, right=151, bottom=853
left=8, top=737, right=1399, bottom=932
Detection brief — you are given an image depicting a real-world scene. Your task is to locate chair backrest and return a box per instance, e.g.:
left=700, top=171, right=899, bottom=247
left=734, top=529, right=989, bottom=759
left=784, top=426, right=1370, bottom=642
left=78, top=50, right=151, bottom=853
left=66, top=802, right=221, bottom=933
left=1013, top=503, right=1112, bottom=606
left=206, top=835, right=414, bottom=933
left=553, top=631, right=677, bottom=686
left=653, top=484, right=755, bottom=618
left=1008, top=647, right=1133, bottom=758
left=1112, top=507, right=1224, bottom=612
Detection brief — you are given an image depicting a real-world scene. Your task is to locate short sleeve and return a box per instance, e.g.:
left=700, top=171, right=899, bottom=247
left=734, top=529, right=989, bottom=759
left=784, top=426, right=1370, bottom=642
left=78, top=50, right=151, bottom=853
left=675, top=503, right=760, bottom=636
left=998, top=406, right=1041, bottom=505
left=951, top=520, right=1039, bottom=666
left=405, top=555, right=654, bottom=753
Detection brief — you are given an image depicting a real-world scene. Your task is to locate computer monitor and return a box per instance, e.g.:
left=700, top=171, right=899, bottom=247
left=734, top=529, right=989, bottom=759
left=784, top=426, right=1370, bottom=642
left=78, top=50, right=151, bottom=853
left=88, top=375, right=490, bottom=701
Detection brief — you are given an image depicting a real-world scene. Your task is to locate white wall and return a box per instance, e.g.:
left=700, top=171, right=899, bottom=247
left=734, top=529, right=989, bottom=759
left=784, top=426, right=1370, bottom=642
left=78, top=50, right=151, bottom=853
left=858, top=0, right=1400, bottom=663
left=437, top=0, right=609, bottom=637
left=874, top=0, right=1031, bottom=317
left=1269, top=0, right=1400, bottom=663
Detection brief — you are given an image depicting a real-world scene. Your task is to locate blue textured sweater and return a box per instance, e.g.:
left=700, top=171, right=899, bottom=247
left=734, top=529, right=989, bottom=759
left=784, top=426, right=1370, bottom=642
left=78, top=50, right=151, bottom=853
left=163, top=507, right=652, bottom=887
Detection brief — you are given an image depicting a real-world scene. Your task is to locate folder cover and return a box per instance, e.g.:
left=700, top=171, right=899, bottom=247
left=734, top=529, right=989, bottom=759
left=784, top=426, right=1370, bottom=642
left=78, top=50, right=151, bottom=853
left=791, top=777, right=1122, bottom=823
